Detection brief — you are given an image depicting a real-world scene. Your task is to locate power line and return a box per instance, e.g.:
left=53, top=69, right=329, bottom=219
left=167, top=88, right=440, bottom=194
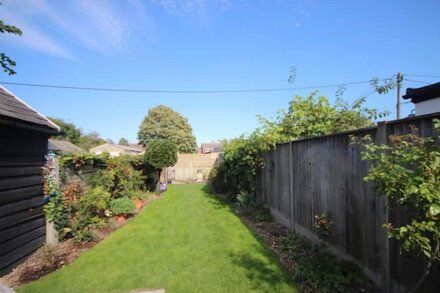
left=0, top=80, right=377, bottom=94
left=403, top=78, right=431, bottom=85
left=405, top=74, right=440, bottom=79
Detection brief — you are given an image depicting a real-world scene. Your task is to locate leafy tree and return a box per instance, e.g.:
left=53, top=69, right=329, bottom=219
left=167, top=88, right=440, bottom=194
left=144, top=139, right=178, bottom=171
left=119, top=137, right=129, bottom=146
left=138, top=105, right=197, bottom=153
left=48, top=117, right=82, bottom=144
left=78, top=132, right=106, bottom=151
left=258, top=92, right=388, bottom=142
left=0, top=4, right=22, bottom=76
left=358, top=119, right=440, bottom=292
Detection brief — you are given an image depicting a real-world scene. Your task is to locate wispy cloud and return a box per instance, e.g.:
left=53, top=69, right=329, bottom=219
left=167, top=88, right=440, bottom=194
left=0, top=0, right=150, bottom=59
left=151, top=0, right=230, bottom=22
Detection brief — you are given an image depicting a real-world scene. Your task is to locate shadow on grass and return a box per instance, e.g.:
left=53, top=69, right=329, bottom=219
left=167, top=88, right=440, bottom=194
left=201, top=184, right=235, bottom=212
left=200, top=184, right=296, bottom=290
left=228, top=247, right=294, bottom=289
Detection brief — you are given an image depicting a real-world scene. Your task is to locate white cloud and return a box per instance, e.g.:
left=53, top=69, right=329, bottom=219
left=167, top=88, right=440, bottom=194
left=0, top=0, right=151, bottom=58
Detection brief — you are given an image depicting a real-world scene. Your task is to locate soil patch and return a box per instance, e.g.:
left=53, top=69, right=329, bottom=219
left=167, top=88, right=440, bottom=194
left=216, top=193, right=380, bottom=293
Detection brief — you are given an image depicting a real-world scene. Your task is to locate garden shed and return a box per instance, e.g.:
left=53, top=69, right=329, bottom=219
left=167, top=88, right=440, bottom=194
left=0, top=85, right=59, bottom=275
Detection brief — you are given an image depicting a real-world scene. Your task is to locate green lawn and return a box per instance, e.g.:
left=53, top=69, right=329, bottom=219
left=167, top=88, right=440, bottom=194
left=18, top=184, right=296, bottom=293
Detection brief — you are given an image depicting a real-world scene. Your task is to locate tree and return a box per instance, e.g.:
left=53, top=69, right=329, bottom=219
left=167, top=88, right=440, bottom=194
left=48, top=117, right=82, bottom=144
left=0, top=4, right=22, bottom=75
left=119, top=138, right=129, bottom=146
left=138, top=105, right=197, bottom=153
left=78, top=132, right=106, bottom=150
left=144, top=139, right=178, bottom=171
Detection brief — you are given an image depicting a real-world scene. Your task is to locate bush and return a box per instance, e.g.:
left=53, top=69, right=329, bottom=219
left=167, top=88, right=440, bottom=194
left=76, top=186, right=111, bottom=218
left=70, top=187, right=111, bottom=243
left=236, top=191, right=255, bottom=208
left=87, top=158, right=144, bottom=198
left=129, top=190, right=149, bottom=200
left=110, top=197, right=135, bottom=216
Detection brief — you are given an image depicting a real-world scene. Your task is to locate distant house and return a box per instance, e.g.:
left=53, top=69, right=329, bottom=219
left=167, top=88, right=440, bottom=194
left=0, top=85, right=59, bottom=276
left=200, top=142, right=222, bottom=154
left=403, top=81, right=440, bottom=115
left=48, top=139, right=83, bottom=155
left=90, top=143, right=144, bottom=157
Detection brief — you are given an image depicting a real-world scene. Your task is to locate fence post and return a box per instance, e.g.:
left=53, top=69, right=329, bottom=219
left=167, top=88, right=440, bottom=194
left=46, top=155, right=59, bottom=246
left=289, top=141, right=295, bottom=230
left=375, top=121, right=390, bottom=291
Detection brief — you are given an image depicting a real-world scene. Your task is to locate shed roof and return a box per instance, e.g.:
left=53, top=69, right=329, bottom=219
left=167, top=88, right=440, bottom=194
left=403, top=82, right=440, bottom=104
left=0, top=85, right=59, bottom=133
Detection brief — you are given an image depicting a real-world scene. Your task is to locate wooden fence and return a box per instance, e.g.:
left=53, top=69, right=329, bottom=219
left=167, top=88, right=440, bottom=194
left=257, top=113, right=440, bottom=293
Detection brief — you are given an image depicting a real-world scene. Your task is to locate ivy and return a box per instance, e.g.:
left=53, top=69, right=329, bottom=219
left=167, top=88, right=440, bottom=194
left=42, top=163, right=70, bottom=239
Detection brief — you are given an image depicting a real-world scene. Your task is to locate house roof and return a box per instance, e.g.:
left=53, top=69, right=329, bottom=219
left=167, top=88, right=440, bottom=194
left=90, top=143, right=145, bottom=154
left=48, top=139, right=83, bottom=154
left=0, top=85, right=59, bottom=133
left=403, top=82, right=440, bottom=104
left=200, top=142, right=222, bottom=153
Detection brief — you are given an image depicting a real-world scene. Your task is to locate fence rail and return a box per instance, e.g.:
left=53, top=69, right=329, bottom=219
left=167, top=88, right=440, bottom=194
left=257, top=113, right=440, bottom=293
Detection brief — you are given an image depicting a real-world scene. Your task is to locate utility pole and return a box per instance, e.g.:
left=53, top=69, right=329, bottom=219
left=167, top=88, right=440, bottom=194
left=396, top=72, right=403, bottom=119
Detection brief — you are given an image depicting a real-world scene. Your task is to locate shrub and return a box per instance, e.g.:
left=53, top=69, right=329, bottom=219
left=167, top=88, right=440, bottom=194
left=129, top=190, right=149, bottom=200
left=87, top=158, right=144, bottom=198
left=357, top=119, right=440, bottom=291
left=236, top=191, right=255, bottom=208
left=77, top=186, right=111, bottom=218
left=110, top=197, right=135, bottom=216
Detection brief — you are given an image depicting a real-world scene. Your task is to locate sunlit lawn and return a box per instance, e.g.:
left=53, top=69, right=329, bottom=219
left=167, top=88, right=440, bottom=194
left=18, top=184, right=296, bottom=293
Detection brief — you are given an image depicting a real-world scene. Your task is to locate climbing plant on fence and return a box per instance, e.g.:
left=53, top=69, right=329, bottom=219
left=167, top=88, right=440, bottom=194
left=42, top=160, right=70, bottom=237
left=357, top=119, right=440, bottom=292
left=210, top=92, right=387, bottom=201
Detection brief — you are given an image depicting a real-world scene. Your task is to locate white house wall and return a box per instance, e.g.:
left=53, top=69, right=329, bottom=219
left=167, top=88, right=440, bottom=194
left=415, top=97, right=440, bottom=115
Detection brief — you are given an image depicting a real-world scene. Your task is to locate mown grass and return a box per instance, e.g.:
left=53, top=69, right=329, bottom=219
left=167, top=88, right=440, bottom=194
left=18, top=184, right=296, bottom=293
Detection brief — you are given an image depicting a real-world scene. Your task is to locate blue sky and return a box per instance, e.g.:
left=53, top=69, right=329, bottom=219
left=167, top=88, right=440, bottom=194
left=1, top=0, right=439, bottom=145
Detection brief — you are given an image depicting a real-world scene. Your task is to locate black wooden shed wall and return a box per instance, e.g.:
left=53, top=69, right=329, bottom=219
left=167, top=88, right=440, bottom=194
left=0, top=124, right=49, bottom=275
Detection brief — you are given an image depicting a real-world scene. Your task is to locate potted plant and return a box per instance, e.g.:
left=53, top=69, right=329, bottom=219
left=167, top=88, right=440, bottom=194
left=110, top=197, right=135, bottom=223
left=129, top=191, right=146, bottom=210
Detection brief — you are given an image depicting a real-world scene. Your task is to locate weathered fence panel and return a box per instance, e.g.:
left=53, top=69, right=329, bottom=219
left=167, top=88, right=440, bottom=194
left=258, top=113, right=440, bottom=292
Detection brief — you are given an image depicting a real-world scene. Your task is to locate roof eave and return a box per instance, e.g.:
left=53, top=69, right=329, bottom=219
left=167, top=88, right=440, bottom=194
left=0, top=115, right=60, bottom=135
